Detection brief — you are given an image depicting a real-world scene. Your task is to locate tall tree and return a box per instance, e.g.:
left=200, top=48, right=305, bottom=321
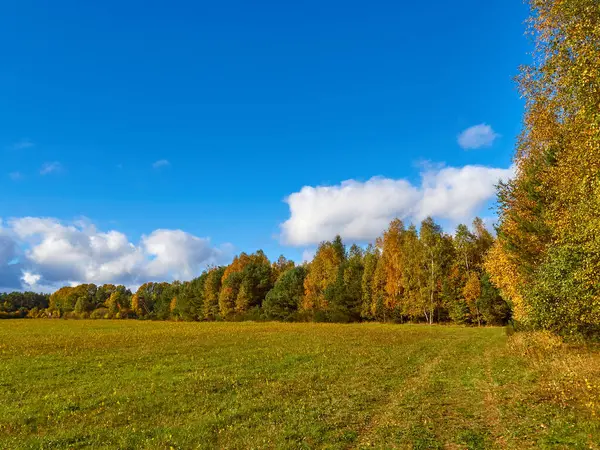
left=450, top=218, right=496, bottom=324
left=377, top=219, right=406, bottom=321
left=235, top=250, right=273, bottom=314
left=302, top=237, right=345, bottom=316
left=95, top=284, right=117, bottom=310
left=454, top=224, right=476, bottom=273
left=419, top=218, right=446, bottom=324
left=0, top=292, right=49, bottom=313
left=402, top=224, right=426, bottom=321
left=479, top=273, right=511, bottom=326
left=173, top=273, right=207, bottom=320
left=49, top=284, right=97, bottom=316
left=271, top=255, right=295, bottom=283
left=203, top=266, right=226, bottom=320
left=219, top=253, right=251, bottom=317
left=263, top=266, right=307, bottom=321
left=472, top=218, right=494, bottom=267
left=331, top=244, right=363, bottom=322
left=105, top=285, right=132, bottom=317
left=360, top=244, right=379, bottom=320
left=131, top=282, right=172, bottom=319
left=463, top=271, right=483, bottom=326
left=488, top=0, right=600, bottom=337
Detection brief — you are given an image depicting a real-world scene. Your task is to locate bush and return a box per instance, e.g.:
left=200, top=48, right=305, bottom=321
left=115, top=308, right=135, bottom=319
left=526, top=246, right=600, bottom=339
left=90, top=308, right=109, bottom=319
left=26, top=307, right=40, bottom=318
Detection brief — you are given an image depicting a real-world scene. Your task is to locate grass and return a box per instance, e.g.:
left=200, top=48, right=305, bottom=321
left=0, top=321, right=598, bottom=449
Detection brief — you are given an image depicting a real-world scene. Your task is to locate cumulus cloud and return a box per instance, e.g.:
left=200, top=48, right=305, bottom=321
left=1, top=217, right=230, bottom=291
left=21, top=271, right=41, bottom=287
left=280, top=164, right=514, bottom=246
left=143, top=229, right=226, bottom=279
left=152, top=159, right=170, bottom=169
left=457, top=124, right=499, bottom=149
left=40, top=162, right=63, bottom=175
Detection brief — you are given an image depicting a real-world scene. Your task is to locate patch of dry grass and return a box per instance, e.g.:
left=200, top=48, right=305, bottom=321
left=508, top=331, right=600, bottom=419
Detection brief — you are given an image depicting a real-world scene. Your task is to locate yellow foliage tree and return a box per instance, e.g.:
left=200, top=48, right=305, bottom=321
left=489, top=0, right=600, bottom=335
left=219, top=253, right=251, bottom=317
left=302, top=240, right=343, bottom=313
left=463, top=271, right=482, bottom=326
left=376, top=219, right=406, bottom=316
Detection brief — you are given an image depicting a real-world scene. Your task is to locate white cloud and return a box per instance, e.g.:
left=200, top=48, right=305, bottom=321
left=457, top=124, right=499, bottom=149
left=152, top=159, right=170, bottom=169
left=22, top=271, right=41, bottom=287
left=143, top=230, right=226, bottom=279
left=417, top=165, right=512, bottom=219
left=40, top=162, right=63, bottom=175
left=280, top=164, right=515, bottom=246
left=3, top=217, right=231, bottom=290
left=9, top=172, right=22, bottom=181
left=11, top=139, right=34, bottom=150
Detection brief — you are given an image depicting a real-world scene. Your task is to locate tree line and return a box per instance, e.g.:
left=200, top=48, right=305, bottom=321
left=4, top=0, right=597, bottom=339
left=0, top=291, right=49, bottom=319
left=1, top=216, right=511, bottom=326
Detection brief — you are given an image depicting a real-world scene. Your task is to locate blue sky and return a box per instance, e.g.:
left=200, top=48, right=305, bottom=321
left=1, top=0, right=529, bottom=290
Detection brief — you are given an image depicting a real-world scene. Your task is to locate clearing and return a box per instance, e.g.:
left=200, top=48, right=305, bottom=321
left=0, top=321, right=598, bottom=449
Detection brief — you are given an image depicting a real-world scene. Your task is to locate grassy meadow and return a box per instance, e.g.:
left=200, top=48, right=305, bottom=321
left=0, top=321, right=599, bottom=449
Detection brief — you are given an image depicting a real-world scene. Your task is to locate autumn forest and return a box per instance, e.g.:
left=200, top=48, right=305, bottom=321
left=2, top=0, right=600, bottom=342
left=1, top=216, right=511, bottom=328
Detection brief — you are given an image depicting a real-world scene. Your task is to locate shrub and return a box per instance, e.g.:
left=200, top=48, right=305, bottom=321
left=90, top=308, right=109, bottom=319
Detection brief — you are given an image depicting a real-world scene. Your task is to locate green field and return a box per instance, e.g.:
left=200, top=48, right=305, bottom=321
left=0, top=321, right=598, bottom=449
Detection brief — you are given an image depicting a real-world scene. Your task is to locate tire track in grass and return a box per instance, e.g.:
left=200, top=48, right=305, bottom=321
left=251, top=328, right=451, bottom=449
left=355, top=356, right=444, bottom=449
left=356, top=329, right=503, bottom=449
left=355, top=336, right=450, bottom=449
left=481, top=347, right=508, bottom=448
